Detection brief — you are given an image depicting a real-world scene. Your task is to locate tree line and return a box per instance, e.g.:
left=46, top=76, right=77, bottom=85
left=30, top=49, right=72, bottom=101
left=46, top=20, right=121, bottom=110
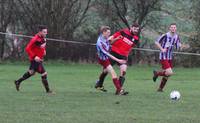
left=0, top=0, right=199, bottom=66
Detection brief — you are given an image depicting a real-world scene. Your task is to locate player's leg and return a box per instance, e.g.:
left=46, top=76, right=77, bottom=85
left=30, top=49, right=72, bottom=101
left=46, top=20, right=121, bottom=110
left=153, top=60, right=172, bottom=82
left=106, top=65, right=120, bottom=91
left=153, top=69, right=173, bottom=79
left=41, top=72, right=52, bottom=93
left=95, top=55, right=117, bottom=88
left=14, top=61, right=37, bottom=91
left=153, top=69, right=165, bottom=82
left=15, top=70, right=35, bottom=84
left=38, top=63, right=52, bottom=93
left=95, top=68, right=108, bottom=89
left=164, top=68, right=173, bottom=76
left=95, top=59, right=111, bottom=92
left=157, top=67, right=173, bottom=92
left=119, top=64, right=127, bottom=86
left=157, top=60, right=173, bottom=91
left=157, top=76, right=169, bottom=92
left=106, top=65, right=128, bottom=95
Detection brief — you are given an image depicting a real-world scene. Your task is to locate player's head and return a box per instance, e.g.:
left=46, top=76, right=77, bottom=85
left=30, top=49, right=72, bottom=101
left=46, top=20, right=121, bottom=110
left=38, top=25, right=48, bottom=38
left=100, top=26, right=111, bottom=38
left=130, top=22, right=140, bottom=35
left=169, top=23, right=177, bottom=33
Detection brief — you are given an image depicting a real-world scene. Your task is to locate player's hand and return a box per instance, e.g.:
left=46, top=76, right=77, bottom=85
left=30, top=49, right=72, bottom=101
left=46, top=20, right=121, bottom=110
left=116, top=35, right=123, bottom=40
left=161, top=48, right=167, bottom=53
left=44, top=50, right=46, bottom=56
left=181, top=44, right=190, bottom=49
left=117, top=59, right=127, bottom=64
left=34, top=56, right=42, bottom=62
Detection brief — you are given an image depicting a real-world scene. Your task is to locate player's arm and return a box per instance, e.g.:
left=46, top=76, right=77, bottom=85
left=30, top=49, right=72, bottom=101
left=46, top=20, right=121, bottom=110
left=25, top=37, right=42, bottom=62
left=155, top=34, right=167, bottom=52
left=25, top=38, right=36, bottom=59
left=109, top=35, right=123, bottom=44
left=155, top=42, right=166, bottom=52
left=109, top=31, right=123, bottom=44
left=180, top=43, right=190, bottom=50
left=175, top=36, right=190, bottom=50
left=98, top=42, right=126, bottom=64
left=106, top=53, right=126, bottom=64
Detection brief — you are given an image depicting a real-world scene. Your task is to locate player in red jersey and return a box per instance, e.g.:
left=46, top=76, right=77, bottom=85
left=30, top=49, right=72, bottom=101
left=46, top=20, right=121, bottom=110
left=95, top=23, right=140, bottom=91
left=14, top=25, right=53, bottom=93
left=95, top=26, right=128, bottom=95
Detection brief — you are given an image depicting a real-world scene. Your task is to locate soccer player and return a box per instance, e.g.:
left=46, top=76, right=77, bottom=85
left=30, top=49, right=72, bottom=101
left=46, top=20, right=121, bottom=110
left=95, top=26, right=128, bottom=95
left=95, top=23, right=140, bottom=91
left=153, top=23, right=188, bottom=92
left=14, top=25, right=52, bottom=93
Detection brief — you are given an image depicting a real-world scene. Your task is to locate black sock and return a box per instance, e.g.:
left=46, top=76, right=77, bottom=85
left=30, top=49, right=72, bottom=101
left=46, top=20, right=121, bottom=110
left=97, top=72, right=108, bottom=87
left=16, top=72, right=32, bottom=83
left=119, top=76, right=125, bottom=86
left=41, top=75, right=50, bottom=92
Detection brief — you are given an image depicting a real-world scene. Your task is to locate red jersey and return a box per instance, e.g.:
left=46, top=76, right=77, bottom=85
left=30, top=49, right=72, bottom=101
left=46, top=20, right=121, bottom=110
left=25, top=34, right=46, bottom=61
left=111, top=28, right=139, bottom=57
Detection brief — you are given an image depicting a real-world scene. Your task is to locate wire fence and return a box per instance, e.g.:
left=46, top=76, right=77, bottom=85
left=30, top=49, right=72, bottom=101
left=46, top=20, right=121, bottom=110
left=0, top=31, right=199, bottom=56
left=0, top=31, right=199, bottom=66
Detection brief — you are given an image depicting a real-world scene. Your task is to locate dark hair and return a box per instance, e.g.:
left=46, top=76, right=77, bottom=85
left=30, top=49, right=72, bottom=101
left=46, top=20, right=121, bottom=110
left=99, top=26, right=110, bottom=34
left=131, top=22, right=140, bottom=28
left=170, top=23, right=176, bottom=26
left=38, top=25, right=47, bottom=31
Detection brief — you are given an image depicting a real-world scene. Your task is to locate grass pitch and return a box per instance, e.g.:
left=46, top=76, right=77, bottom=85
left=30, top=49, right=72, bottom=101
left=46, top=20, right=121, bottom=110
left=0, top=62, right=200, bottom=123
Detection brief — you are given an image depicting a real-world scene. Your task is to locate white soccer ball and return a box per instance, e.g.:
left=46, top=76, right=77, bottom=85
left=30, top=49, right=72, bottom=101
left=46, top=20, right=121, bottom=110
left=170, top=90, right=181, bottom=100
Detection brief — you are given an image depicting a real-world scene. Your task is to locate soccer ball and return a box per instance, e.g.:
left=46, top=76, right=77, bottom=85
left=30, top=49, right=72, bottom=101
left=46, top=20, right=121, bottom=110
left=170, top=90, right=181, bottom=100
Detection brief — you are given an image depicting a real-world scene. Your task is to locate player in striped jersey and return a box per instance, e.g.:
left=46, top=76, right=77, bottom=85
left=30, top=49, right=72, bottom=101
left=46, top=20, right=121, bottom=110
left=95, top=23, right=140, bottom=93
left=153, top=23, right=188, bottom=92
left=95, top=26, right=128, bottom=95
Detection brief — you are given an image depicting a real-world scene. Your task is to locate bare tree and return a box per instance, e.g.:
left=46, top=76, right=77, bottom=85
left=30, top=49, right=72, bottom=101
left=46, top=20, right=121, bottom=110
left=13, top=0, right=91, bottom=61
left=94, top=0, right=125, bottom=31
left=0, top=0, right=16, bottom=60
left=185, top=0, right=200, bottom=66
left=112, top=0, right=161, bottom=29
left=15, top=0, right=91, bottom=39
left=110, top=0, right=161, bottom=64
left=112, top=0, right=130, bottom=28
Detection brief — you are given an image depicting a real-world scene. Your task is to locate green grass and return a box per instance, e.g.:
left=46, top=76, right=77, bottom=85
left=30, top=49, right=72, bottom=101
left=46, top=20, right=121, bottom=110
left=0, top=63, right=200, bottom=123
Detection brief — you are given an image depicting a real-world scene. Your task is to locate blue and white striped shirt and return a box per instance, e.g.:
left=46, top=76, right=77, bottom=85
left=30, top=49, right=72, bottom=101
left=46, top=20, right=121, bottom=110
left=156, top=32, right=181, bottom=60
left=96, top=35, right=110, bottom=60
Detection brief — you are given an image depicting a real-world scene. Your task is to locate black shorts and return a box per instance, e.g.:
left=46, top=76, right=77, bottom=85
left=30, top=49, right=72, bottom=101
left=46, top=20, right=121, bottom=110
left=29, top=60, right=46, bottom=74
left=110, top=51, right=128, bottom=66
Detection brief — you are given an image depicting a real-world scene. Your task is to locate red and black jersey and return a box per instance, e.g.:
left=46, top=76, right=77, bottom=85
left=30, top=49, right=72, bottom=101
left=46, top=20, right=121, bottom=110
left=25, top=34, right=46, bottom=61
left=111, top=28, right=139, bottom=57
